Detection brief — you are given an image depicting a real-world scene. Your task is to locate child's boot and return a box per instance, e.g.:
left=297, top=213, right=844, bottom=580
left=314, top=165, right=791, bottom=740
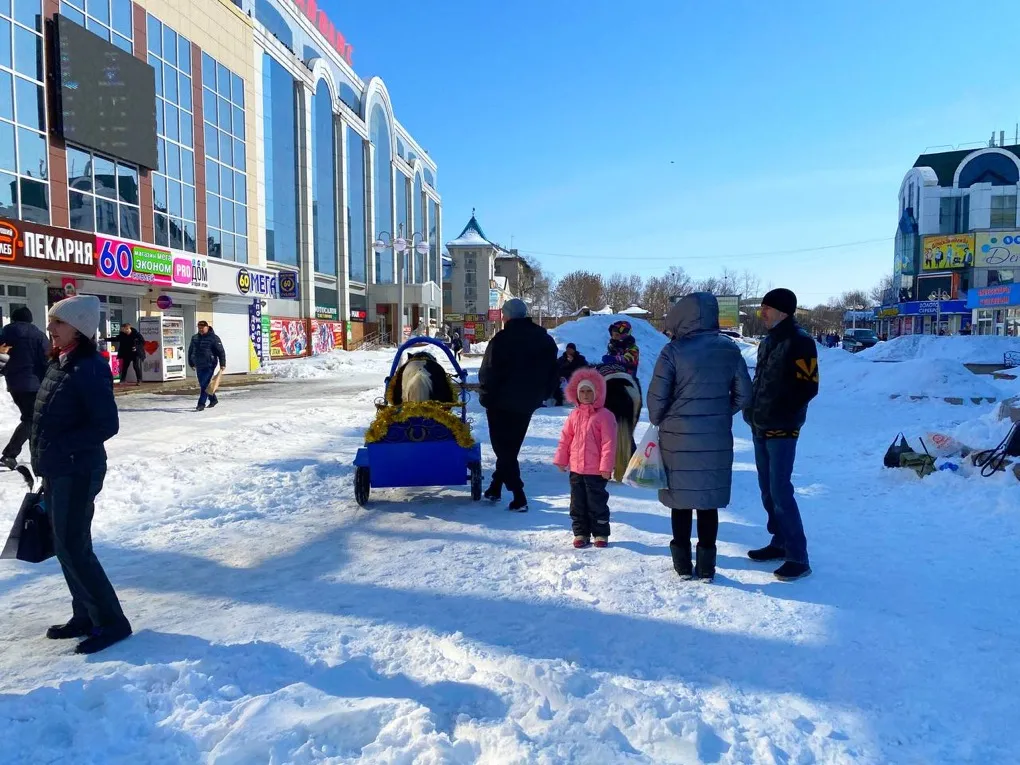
left=573, top=535, right=590, bottom=548
left=593, top=536, right=609, bottom=548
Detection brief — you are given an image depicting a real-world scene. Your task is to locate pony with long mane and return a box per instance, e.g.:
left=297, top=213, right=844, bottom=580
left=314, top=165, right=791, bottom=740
left=388, top=351, right=456, bottom=405
left=597, top=362, right=642, bottom=482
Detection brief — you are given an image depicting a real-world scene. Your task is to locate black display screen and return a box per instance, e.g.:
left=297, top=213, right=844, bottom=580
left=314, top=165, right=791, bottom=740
left=53, top=15, right=158, bottom=169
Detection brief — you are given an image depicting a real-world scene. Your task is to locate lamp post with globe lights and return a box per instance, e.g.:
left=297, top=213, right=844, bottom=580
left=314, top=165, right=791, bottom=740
left=373, top=224, right=429, bottom=342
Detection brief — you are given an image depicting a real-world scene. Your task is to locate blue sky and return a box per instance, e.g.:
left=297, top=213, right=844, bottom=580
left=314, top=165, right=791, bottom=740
left=326, top=0, right=1020, bottom=305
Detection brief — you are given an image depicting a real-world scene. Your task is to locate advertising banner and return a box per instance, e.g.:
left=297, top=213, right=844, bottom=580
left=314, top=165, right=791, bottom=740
left=349, top=292, right=367, bottom=322
left=975, top=232, right=1020, bottom=268
left=716, top=295, right=740, bottom=329
left=314, top=286, right=339, bottom=320
left=489, top=288, right=500, bottom=309
left=96, top=235, right=173, bottom=285
left=269, top=318, right=308, bottom=358
left=487, top=308, right=501, bottom=321
left=248, top=299, right=268, bottom=371
left=967, top=284, right=1020, bottom=309
left=0, top=217, right=95, bottom=275
left=921, top=234, right=974, bottom=271
left=171, top=252, right=209, bottom=290
left=277, top=271, right=299, bottom=299
left=310, top=320, right=344, bottom=355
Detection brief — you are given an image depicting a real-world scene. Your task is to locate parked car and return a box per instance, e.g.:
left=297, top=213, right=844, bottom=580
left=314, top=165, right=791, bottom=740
left=842, top=328, right=880, bottom=353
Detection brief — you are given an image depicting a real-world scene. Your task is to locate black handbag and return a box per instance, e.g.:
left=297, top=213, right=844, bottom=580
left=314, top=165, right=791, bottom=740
left=884, top=433, right=915, bottom=468
left=1, top=468, right=53, bottom=563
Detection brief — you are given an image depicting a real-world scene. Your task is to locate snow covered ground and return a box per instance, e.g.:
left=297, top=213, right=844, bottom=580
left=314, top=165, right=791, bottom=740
left=859, top=334, right=1020, bottom=365
left=1, top=349, right=1019, bottom=763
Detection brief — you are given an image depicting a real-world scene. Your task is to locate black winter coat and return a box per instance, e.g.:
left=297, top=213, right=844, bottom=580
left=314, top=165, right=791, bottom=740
left=557, top=351, right=589, bottom=381
left=0, top=320, right=49, bottom=394
left=478, top=318, right=558, bottom=413
left=744, top=317, right=819, bottom=435
left=188, top=331, right=226, bottom=370
left=115, top=327, right=145, bottom=360
left=31, top=345, right=119, bottom=478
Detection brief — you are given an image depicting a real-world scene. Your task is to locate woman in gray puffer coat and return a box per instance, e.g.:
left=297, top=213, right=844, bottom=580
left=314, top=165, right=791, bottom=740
left=647, top=293, right=752, bottom=581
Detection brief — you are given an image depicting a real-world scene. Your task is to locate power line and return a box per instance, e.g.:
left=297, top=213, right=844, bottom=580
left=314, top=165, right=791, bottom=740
left=514, top=236, right=894, bottom=262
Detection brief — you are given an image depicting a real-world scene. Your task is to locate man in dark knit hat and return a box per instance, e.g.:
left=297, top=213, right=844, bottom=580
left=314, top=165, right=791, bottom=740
left=743, top=288, right=818, bottom=581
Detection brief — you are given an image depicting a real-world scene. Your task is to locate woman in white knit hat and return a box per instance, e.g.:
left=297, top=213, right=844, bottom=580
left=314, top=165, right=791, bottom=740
left=30, top=295, right=131, bottom=654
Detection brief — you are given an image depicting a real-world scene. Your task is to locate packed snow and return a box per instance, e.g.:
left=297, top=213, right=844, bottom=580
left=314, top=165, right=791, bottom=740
left=821, top=352, right=1004, bottom=400
left=1, top=346, right=1019, bottom=763
left=859, top=334, right=1020, bottom=365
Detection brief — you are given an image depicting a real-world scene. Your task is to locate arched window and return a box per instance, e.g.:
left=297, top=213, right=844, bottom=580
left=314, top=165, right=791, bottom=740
left=370, top=104, right=392, bottom=283
left=311, top=80, right=337, bottom=275
left=959, top=152, right=1020, bottom=187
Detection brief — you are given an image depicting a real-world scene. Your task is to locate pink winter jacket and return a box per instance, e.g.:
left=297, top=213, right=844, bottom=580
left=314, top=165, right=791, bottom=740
left=553, top=368, right=618, bottom=476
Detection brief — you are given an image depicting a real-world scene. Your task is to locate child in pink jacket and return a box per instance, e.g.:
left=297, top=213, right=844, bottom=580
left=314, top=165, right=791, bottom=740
left=553, top=367, right=618, bottom=548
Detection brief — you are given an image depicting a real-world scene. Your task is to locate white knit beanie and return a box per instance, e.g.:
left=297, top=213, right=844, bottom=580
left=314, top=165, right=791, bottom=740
left=48, top=295, right=101, bottom=339
left=577, top=379, right=596, bottom=393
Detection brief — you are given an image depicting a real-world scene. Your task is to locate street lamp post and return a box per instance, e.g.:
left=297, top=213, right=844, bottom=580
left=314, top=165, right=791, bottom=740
left=373, top=224, right=430, bottom=343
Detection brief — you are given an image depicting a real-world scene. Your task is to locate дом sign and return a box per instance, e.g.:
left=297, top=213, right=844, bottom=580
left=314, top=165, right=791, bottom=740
left=291, top=0, right=353, bottom=65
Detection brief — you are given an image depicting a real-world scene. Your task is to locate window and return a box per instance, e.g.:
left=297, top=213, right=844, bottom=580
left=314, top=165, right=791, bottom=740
left=396, top=173, right=409, bottom=283
left=991, top=194, right=1016, bottom=229
left=0, top=0, right=47, bottom=222
left=938, top=196, right=969, bottom=234
left=60, top=0, right=132, bottom=52
left=67, top=145, right=139, bottom=238
left=370, top=104, right=392, bottom=283
left=204, top=52, right=247, bottom=262
left=413, top=174, right=424, bottom=283
left=346, top=126, right=367, bottom=283
left=428, top=198, right=439, bottom=284
left=148, top=16, right=196, bottom=251
left=310, top=80, right=336, bottom=275
left=262, top=53, right=298, bottom=265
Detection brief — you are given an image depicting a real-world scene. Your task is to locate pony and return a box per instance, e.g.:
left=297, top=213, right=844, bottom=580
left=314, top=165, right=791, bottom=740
left=388, top=351, right=456, bottom=405
left=597, top=363, right=643, bottom=482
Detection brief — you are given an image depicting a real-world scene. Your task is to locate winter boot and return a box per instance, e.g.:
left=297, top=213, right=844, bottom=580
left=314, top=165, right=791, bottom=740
left=207, top=395, right=219, bottom=409
left=46, top=617, right=91, bottom=640
left=593, top=537, right=609, bottom=548
left=748, top=544, right=785, bottom=562
left=573, top=535, right=590, bottom=549
left=695, top=545, right=717, bottom=582
left=74, top=620, right=133, bottom=655
left=508, top=492, right=528, bottom=512
left=0, top=455, right=17, bottom=470
left=669, top=541, right=693, bottom=580
left=774, top=561, right=812, bottom=582
left=483, top=481, right=501, bottom=502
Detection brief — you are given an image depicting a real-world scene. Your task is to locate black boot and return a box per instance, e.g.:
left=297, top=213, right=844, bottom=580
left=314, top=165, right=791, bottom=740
left=74, top=620, right=133, bottom=655
left=483, top=481, right=501, bottom=502
left=669, top=541, right=693, bottom=580
left=46, top=617, right=91, bottom=640
left=695, top=544, right=717, bottom=582
left=508, top=491, right=528, bottom=512
left=748, top=544, right=785, bottom=562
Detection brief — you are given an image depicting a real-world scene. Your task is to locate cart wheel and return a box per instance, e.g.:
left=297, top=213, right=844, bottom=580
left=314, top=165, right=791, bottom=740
left=469, top=462, right=482, bottom=501
left=354, top=466, right=371, bottom=507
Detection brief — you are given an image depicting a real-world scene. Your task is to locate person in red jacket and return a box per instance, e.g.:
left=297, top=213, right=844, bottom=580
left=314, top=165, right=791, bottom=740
left=553, top=367, right=618, bottom=549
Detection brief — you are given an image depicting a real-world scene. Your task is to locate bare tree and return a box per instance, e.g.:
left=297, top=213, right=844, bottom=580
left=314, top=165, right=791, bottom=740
left=603, top=273, right=644, bottom=312
left=869, top=273, right=894, bottom=305
left=642, top=266, right=693, bottom=319
left=553, top=271, right=604, bottom=314
left=738, top=269, right=763, bottom=301
left=835, top=289, right=873, bottom=309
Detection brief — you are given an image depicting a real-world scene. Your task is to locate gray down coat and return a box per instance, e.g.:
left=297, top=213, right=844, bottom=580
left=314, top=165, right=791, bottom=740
left=647, top=293, right=753, bottom=510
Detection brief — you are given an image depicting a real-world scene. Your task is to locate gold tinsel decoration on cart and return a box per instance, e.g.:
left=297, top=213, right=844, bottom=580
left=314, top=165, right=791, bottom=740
left=365, top=401, right=475, bottom=449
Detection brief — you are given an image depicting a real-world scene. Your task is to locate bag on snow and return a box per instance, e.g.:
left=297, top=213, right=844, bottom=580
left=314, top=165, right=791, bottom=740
left=884, top=433, right=915, bottom=468
left=899, top=450, right=936, bottom=478
left=919, top=431, right=967, bottom=458
left=1, top=469, right=53, bottom=563
left=623, top=425, right=667, bottom=490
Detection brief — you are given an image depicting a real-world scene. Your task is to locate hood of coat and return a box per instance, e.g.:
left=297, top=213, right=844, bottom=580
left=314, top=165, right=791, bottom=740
left=665, top=292, right=720, bottom=338
left=565, top=367, right=607, bottom=408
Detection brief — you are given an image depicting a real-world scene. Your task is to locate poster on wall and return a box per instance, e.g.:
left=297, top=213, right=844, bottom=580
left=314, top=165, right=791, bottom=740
left=248, top=299, right=268, bottom=372
left=270, top=318, right=308, bottom=358
left=310, top=320, right=344, bottom=355
left=716, top=295, right=741, bottom=329
left=921, top=234, right=973, bottom=271
left=975, top=232, right=1020, bottom=268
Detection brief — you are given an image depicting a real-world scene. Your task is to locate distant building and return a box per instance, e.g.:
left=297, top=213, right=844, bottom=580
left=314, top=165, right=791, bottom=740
left=444, top=212, right=516, bottom=342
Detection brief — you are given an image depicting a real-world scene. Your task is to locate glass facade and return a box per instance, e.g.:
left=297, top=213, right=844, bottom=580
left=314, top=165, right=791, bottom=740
left=412, top=173, right=423, bottom=282
left=203, top=52, right=247, bottom=262
left=67, top=145, right=139, bottom=238
left=311, top=80, right=336, bottom=275
left=148, top=16, right=196, bottom=252
left=263, top=53, right=298, bottom=266
left=370, top=104, right=392, bottom=283
left=346, top=126, right=367, bottom=283
left=428, top=197, right=438, bottom=283
left=0, top=0, right=47, bottom=222
left=396, top=172, right=409, bottom=284
left=60, top=0, right=132, bottom=52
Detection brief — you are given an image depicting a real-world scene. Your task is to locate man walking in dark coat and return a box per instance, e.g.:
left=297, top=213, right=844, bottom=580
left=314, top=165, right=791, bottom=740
left=744, top=288, right=819, bottom=581
left=187, top=320, right=226, bottom=412
left=478, top=299, right=558, bottom=511
left=115, top=322, right=145, bottom=385
left=0, top=307, right=49, bottom=469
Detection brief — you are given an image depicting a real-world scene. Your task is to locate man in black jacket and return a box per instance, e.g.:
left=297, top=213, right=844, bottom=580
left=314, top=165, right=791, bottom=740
left=743, top=288, right=818, bottom=581
left=115, top=322, right=145, bottom=385
left=187, top=321, right=226, bottom=411
left=553, top=343, right=588, bottom=405
left=478, top=299, right=558, bottom=511
left=0, top=307, right=49, bottom=469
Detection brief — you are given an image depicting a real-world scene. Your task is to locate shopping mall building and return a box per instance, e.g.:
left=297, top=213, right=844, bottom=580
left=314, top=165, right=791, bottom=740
left=0, top=0, right=440, bottom=378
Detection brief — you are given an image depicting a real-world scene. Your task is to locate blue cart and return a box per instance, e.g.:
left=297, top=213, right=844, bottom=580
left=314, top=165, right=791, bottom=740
left=353, top=336, right=483, bottom=506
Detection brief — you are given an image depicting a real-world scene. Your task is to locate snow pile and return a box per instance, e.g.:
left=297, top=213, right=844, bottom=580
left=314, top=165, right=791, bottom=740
left=269, top=349, right=395, bottom=380
left=821, top=354, right=1001, bottom=399
left=550, top=315, right=667, bottom=389
left=859, top=335, right=1020, bottom=365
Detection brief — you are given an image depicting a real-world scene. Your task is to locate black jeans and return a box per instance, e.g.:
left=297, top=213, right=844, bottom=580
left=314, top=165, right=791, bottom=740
left=119, top=356, right=142, bottom=383
left=3, top=390, right=36, bottom=460
left=485, top=408, right=533, bottom=494
left=569, top=472, right=610, bottom=538
left=45, top=468, right=128, bottom=629
left=671, top=508, right=719, bottom=548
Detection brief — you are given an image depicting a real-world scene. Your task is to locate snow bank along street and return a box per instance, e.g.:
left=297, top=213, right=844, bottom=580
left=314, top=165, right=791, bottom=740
left=2, top=327, right=1020, bottom=763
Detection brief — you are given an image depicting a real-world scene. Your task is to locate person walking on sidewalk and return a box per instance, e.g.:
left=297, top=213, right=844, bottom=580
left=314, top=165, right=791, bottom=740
left=744, top=288, right=819, bottom=582
left=33, top=295, right=131, bottom=654
left=554, top=368, right=617, bottom=548
left=478, top=298, right=558, bottom=511
left=188, top=320, right=226, bottom=411
left=647, top=293, right=752, bottom=582
left=115, top=322, right=145, bottom=385
left=0, top=307, right=48, bottom=470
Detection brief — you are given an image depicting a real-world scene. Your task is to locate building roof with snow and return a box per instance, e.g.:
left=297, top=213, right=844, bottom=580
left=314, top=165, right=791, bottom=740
left=591, top=306, right=614, bottom=315
left=447, top=212, right=495, bottom=248
left=620, top=304, right=651, bottom=316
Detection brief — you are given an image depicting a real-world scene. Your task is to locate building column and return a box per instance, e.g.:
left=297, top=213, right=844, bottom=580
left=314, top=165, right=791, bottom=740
left=337, top=114, right=350, bottom=323
left=296, top=81, right=315, bottom=321
left=252, top=48, right=268, bottom=268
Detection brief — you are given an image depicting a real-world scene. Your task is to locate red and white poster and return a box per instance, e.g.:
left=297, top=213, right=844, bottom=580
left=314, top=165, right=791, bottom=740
left=463, top=322, right=476, bottom=339
left=310, top=320, right=344, bottom=355
left=269, top=318, right=309, bottom=358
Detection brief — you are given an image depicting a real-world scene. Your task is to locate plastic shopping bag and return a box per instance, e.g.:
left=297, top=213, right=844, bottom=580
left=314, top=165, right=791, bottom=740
left=623, top=425, right=667, bottom=490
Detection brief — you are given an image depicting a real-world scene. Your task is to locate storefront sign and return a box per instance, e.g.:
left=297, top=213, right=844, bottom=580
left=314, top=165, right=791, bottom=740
left=97, top=236, right=173, bottom=285
left=278, top=271, right=299, bottom=299
left=975, top=232, right=1020, bottom=268
left=248, top=299, right=269, bottom=371
left=290, top=0, right=353, bottom=64
left=311, top=319, right=344, bottom=354
left=922, top=234, right=974, bottom=271
left=156, top=295, right=174, bottom=309
left=269, top=318, right=308, bottom=358
left=172, top=252, right=209, bottom=290
left=445, top=313, right=463, bottom=322
left=487, top=308, right=501, bottom=321
left=236, top=267, right=277, bottom=298
left=717, top=295, right=740, bottom=329
left=967, top=284, right=1020, bottom=309
left=314, top=285, right=338, bottom=320
left=0, top=218, right=95, bottom=275
left=349, top=292, right=367, bottom=322
left=877, top=306, right=900, bottom=318
left=899, top=300, right=969, bottom=315
left=207, top=260, right=291, bottom=300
